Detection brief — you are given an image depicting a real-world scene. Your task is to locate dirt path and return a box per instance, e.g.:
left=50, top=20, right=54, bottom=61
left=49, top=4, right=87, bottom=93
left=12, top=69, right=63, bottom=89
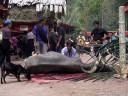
left=0, top=77, right=128, bottom=96
left=0, top=56, right=128, bottom=96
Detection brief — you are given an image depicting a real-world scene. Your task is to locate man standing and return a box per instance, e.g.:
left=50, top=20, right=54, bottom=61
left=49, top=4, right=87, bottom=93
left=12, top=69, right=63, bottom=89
left=56, top=20, right=65, bottom=52
left=91, top=21, right=108, bottom=44
left=27, top=29, right=35, bottom=57
left=0, top=20, right=12, bottom=65
left=48, top=28, right=56, bottom=51
left=33, top=18, right=49, bottom=54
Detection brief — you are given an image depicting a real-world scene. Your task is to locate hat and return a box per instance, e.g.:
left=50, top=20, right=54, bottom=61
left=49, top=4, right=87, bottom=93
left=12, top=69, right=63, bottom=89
left=4, top=20, right=12, bottom=25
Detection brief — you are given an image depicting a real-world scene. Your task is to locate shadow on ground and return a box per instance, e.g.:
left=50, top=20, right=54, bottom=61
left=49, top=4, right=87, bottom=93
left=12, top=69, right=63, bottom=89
left=71, top=72, right=115, bottom=82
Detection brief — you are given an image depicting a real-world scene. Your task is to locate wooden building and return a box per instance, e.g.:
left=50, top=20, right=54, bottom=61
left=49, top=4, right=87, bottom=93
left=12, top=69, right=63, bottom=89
left=8, top=0, right=67, bottom=33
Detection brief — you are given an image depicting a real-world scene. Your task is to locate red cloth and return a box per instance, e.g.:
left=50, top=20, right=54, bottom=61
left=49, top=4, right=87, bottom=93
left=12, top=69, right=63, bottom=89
left=31, top=73, right=86, bottom=83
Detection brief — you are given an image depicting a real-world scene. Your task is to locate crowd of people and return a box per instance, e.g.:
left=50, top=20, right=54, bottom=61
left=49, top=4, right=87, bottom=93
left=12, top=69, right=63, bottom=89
left=32, top=18, right=76, bottom=57
left=0, top=18, right=119, bottom=66
left=0, top=18, right=77, bottom=66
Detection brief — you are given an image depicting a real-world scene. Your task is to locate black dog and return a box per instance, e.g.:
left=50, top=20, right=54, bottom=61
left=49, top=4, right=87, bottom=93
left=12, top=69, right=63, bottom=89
left=1, top=62, right=31, bottom=84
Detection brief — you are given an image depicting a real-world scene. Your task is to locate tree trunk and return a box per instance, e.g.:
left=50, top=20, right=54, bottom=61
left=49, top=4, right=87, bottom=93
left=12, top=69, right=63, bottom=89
left=119, top=6, right=127, bottom=78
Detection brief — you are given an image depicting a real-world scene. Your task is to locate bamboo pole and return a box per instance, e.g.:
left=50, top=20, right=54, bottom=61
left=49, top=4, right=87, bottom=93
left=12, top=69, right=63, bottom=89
left=119, top=6, right=127, bottom=78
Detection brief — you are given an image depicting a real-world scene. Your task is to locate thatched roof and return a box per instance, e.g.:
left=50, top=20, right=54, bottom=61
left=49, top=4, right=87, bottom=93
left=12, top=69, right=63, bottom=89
left=9, top=0, right=66, bottom=14
left=8, top=0, right=67, bottom=22
left=8, top=6, right=38, bottom=22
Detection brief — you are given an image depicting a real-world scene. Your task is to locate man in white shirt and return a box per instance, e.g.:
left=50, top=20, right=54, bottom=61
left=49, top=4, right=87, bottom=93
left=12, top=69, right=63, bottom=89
left=61, top=40, right=76, bottom=58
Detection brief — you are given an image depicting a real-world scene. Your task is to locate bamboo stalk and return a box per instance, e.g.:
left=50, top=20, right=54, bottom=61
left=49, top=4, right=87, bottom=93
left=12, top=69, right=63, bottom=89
left=119, top=6, right=127, bottom=78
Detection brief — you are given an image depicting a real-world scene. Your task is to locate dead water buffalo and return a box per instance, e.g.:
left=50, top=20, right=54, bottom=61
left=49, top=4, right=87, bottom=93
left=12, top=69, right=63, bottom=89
left=24, top=52, right=112, bottom=74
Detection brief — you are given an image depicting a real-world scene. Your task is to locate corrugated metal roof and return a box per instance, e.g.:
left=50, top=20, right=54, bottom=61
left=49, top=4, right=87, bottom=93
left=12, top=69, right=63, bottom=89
left=9, top=0, right=66, bottom=14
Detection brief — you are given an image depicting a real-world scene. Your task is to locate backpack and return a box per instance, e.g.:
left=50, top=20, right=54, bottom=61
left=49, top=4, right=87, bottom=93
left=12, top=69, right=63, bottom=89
left=36, top=25, right=48, bottom=43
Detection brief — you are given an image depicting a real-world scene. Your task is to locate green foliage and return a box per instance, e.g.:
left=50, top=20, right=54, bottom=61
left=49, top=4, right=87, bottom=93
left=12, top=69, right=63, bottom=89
left=71, top=28, right=81, bottom=39
left=64, top=0, right=128, bottom=31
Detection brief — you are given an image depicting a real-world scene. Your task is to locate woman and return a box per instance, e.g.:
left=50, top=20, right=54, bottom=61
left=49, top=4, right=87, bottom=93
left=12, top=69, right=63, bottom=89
left=0, top=20, right=12, bottom=65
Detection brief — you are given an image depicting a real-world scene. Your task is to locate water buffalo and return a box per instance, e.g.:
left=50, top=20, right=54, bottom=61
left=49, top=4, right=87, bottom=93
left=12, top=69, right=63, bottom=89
left=24, top=51, right=112, bottom=74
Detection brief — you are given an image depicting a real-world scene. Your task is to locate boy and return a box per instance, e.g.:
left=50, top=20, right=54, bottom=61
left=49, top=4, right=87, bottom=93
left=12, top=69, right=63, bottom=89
left=61, top=40, right=76, bottom=58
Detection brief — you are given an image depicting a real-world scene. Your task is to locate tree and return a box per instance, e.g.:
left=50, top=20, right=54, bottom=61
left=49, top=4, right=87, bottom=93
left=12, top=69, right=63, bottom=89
left=65, top=0, right=128, bottom=31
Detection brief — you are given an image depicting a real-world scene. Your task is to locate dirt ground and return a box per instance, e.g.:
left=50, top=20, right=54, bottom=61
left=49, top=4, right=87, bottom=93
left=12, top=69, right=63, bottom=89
left=0, top=55, right=128, bottom=96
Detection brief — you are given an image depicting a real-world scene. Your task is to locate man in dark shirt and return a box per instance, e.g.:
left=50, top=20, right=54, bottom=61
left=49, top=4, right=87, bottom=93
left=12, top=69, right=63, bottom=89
left=91, top=21, right=108, bottom=44
left=33, top=18, right=50, bottom=54
left=0, top=20, right=12, bottom=65
left=48, top=28, right=56, bottom=51
left=56, top=20, right=65, bottom=53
